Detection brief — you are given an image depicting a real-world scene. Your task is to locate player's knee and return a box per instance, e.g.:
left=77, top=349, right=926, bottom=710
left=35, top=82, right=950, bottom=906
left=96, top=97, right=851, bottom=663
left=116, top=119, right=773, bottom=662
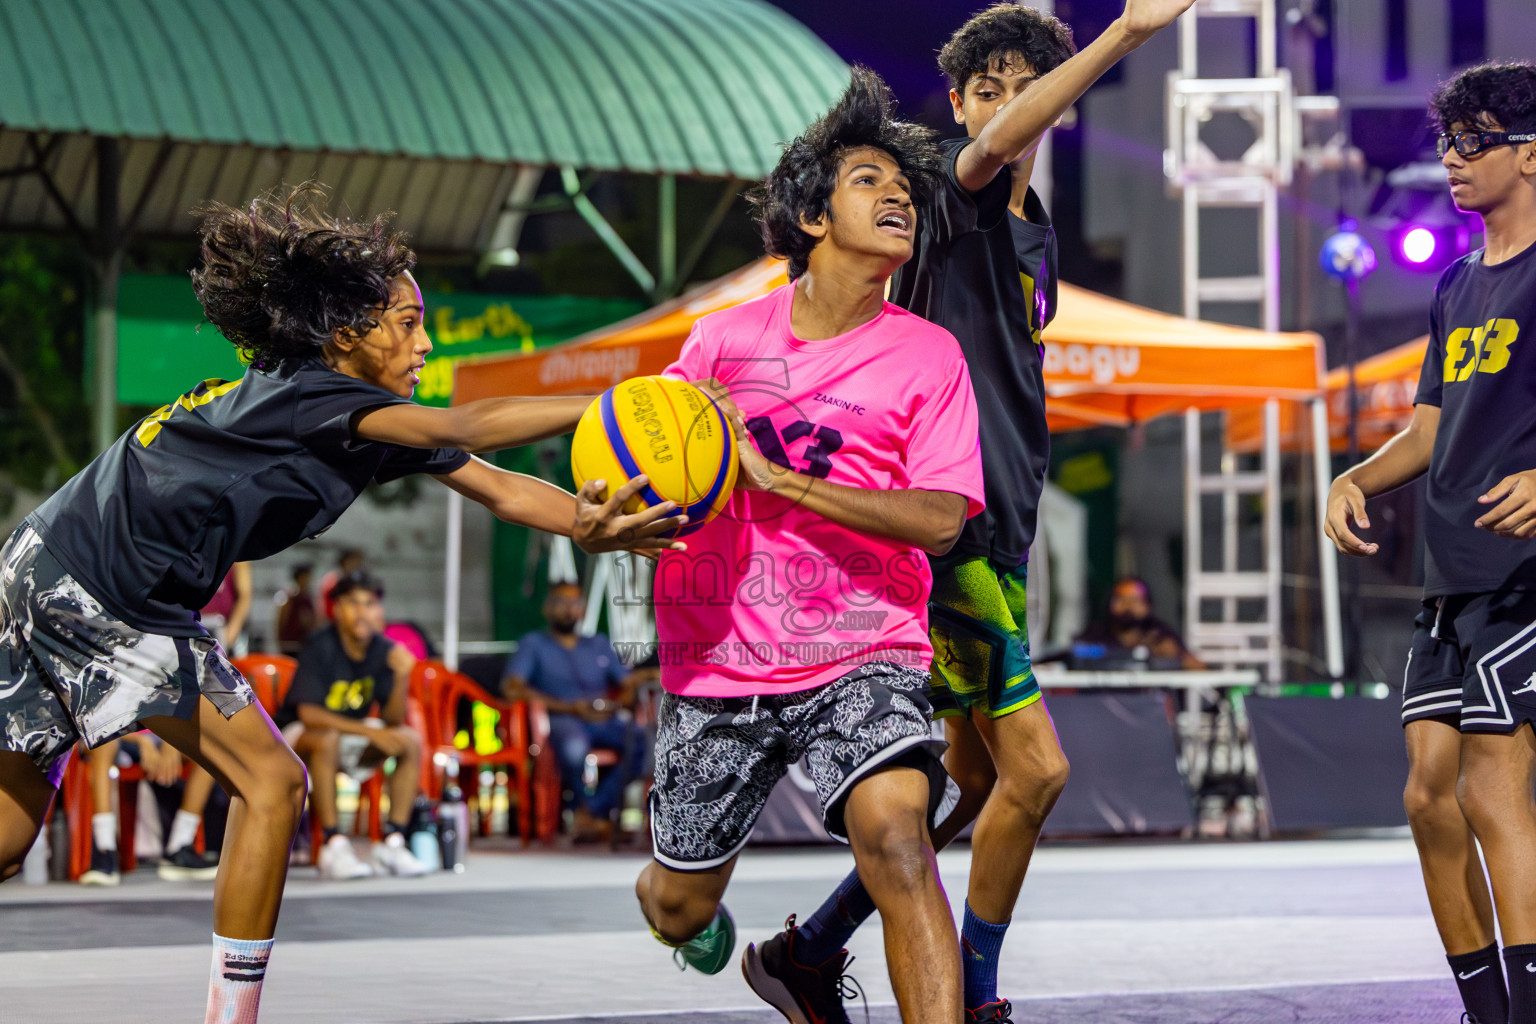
left=642, top=879, right=717, bottom=943
left=1403, top=777, right=1453, bottom=826
left=0, top=859, right=22, bottom=884
left=995, top=753, right=1069, bottom=825
left=243, top=746, right=309, bottom=826
left=853, top=815, right=932, bottom=889
left=1454, top=770, right=1508, bottom=832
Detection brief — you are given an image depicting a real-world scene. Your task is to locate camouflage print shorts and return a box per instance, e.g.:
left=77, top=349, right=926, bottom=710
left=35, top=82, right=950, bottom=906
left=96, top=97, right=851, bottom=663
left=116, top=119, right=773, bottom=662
left=0, top=523, right=254, bottom=786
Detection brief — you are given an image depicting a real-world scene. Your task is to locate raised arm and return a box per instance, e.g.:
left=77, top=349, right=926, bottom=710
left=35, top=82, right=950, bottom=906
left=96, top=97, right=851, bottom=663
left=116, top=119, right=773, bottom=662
left=351, top=396, right=594, bottom=454
left=1325, top=404, right=1440, bottom=556
left=956, top=0, right=1197, bottom=192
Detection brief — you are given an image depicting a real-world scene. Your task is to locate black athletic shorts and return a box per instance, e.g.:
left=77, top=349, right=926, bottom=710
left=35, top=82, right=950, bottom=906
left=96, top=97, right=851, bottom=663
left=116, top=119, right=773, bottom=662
left=1401, top=591, right=1536, bottom=733
left=648, top=661, right=956, bottom=871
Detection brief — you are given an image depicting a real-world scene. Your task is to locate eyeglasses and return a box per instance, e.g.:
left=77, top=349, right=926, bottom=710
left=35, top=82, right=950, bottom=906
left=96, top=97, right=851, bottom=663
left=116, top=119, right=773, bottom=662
left=1437, top=129, right=1536, bottom=158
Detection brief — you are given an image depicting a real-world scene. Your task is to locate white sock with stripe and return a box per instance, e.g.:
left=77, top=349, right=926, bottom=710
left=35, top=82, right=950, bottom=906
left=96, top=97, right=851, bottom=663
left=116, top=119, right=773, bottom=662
left=204, top=933, right=272, bottom=1024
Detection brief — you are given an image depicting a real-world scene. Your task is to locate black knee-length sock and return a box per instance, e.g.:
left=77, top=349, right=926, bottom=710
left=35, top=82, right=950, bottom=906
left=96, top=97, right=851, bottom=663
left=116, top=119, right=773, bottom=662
left=1504, top=942, right=1536, bottom=1024
left=1448, top=943, right=1508, bottom=1024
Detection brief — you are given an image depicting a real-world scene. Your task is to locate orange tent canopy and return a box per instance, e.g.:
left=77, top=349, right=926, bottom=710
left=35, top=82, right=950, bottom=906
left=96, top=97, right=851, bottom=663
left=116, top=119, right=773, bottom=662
left=1227, top=334, right=1427, bottom=453
left=453, top=257, right=1324, bottom=424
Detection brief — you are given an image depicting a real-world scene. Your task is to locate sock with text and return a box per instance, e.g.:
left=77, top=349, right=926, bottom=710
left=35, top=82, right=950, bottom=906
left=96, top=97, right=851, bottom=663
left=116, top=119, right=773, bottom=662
left=205, top=933, right=272, bottom=1024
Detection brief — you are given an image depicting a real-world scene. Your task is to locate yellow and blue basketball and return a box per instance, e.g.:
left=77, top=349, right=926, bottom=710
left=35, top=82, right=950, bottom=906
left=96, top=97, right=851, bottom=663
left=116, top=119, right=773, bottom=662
left=570, top=375, right=738, bottom=538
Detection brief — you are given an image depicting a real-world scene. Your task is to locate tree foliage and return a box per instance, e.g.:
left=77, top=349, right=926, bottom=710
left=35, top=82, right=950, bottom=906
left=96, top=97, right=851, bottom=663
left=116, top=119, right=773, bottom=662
left=0, top=236, right=90, bottom=515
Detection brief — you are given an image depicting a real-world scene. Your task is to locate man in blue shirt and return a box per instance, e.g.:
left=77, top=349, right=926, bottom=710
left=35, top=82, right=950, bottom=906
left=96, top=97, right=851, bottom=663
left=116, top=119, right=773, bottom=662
left=502, top=581, right=654, bottom=841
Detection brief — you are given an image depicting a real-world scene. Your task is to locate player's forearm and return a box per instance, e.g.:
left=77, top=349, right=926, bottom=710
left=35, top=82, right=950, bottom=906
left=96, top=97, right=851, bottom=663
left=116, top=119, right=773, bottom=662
left=445, top=396, right=593, bottom=452
left=962, top=17, right=1146, bottom=180
left=490, top=474, right=578, bottom=537
left=1336, top=422, right=1435, bottom=498
left=766, top=473, right=965, bottom=555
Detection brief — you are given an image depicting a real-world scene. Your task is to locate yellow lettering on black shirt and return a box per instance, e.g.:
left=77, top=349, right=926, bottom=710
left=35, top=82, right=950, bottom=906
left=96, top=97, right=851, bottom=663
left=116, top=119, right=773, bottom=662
left=136, top=378, right=242, bottom=447
left=1444, top=318, right=1521, bottom=383
left=324, top=676, right=375, bottom=714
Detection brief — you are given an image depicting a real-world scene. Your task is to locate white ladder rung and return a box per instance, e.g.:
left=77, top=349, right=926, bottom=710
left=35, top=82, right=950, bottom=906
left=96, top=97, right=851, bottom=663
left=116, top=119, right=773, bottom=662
left=1198, top=472, right=1267, bottom=493
left=1197, top=276, right=1267, bottom=302
left=1191, top=573, right=1272, bottom=598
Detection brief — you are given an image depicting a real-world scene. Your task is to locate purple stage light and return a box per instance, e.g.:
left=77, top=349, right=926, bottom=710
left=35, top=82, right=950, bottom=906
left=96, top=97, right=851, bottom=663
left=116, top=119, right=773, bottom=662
left=1400, top=227, right=1437, bottom=265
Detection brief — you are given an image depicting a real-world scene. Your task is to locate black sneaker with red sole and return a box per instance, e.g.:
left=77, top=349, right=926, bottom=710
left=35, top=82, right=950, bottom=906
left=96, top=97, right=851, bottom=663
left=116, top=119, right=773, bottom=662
left=742, top=915, right=863, bottom=1024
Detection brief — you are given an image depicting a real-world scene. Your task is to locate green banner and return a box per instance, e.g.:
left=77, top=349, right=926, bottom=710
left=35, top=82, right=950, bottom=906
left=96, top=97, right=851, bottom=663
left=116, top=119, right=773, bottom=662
left=116, top=274, right=641, bottom=407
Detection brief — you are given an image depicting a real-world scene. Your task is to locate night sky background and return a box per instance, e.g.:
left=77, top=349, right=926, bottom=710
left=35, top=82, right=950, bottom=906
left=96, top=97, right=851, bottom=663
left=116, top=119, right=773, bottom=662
left=762, top=0, right=1129, bottom=291
left=762, top=1, right=1126, bottom=129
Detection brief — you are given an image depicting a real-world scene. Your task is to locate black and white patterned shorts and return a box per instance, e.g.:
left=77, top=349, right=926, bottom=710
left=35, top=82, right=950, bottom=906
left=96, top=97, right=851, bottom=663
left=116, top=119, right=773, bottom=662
left=1402, top=591, right=1536, bottom=733
left=649, top=661, right=955, bottom=871
left=0, top=524, right=254, bottom=786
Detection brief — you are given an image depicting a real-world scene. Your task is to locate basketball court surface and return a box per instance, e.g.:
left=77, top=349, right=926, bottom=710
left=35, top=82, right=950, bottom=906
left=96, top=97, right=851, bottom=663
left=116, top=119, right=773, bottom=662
left=0, top=835, right=1461, bottom=1023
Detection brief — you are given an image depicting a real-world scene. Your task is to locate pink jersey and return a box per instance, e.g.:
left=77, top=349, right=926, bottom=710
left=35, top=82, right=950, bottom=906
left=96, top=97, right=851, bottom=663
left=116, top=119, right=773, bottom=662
left=655, top=280, right=984, bottom=697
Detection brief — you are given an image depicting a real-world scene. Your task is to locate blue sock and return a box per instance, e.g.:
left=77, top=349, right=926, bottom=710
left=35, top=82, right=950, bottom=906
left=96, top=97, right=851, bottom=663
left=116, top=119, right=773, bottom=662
left=961, top=901, right=1009, bottom=1010
left=792, top=868, right=877, bottom=966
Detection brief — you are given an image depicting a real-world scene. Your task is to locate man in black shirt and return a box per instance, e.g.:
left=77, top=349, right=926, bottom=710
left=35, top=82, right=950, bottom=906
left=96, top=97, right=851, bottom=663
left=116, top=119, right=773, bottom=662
left=748, top=5, right=1195, bottom=1022
left=0, top=187, right=683, bottom=1024
left=279, top=572, right=424, bottom=880
left=1325, top=62, right=1536, bottom=1024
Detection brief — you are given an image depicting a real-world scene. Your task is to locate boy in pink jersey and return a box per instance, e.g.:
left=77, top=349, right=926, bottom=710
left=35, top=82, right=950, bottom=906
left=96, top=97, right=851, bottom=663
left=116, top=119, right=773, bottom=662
left=632, top=69, right=984, bottom=1024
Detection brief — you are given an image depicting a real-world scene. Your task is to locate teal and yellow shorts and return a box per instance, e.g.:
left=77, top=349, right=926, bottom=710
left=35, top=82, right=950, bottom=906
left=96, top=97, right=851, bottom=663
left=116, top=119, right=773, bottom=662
left=927, top=555, right=1042, bottom=720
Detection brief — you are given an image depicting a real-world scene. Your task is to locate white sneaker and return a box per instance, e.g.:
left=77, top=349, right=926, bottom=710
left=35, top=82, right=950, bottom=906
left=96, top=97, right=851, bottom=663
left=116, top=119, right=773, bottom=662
left=317, top=835, right=373, bottom=880
left=372, top=833, right=430, bottom=877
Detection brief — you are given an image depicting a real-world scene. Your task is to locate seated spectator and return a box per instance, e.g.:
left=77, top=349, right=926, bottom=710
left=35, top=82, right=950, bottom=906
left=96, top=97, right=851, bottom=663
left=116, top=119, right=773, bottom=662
left=275, top=563, right=318, bottom=656
left=276, top=572, right=428, bottom=879
left=1075, top=576, right=1207, bottom=670
left=502, top=581, right=654, bottom=843
left=80, top=733, right=220, bottom=885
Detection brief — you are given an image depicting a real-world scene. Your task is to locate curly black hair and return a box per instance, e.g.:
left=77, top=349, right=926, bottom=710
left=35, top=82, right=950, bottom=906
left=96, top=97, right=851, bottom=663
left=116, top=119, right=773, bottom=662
left=190, top=184, right=415, bottom=372
left=939, top=2, right=1077, bottom=96
left=750, top=66, right=939, bottom=280
left=1430, top=61, right=1536, bottom=134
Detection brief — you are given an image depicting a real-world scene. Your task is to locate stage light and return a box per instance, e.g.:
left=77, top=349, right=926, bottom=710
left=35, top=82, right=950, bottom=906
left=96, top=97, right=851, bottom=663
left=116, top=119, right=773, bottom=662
left=1399, top=226, right=1437, bottom=264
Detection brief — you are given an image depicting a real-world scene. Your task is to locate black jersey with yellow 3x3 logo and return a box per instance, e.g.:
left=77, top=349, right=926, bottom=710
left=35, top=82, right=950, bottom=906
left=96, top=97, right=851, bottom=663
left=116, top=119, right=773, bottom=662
left=889, top=137, right=1058, bottom=571
left=1416, top=242, right=1536, bottom=596
left=27, top=358, right=467, bottom=637
left=274, top=625, right=395, bottom=729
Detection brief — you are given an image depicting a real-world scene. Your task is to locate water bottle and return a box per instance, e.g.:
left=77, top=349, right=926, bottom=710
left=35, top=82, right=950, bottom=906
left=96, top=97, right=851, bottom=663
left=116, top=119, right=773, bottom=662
left=436, top=763, right=469, bottom=873
left=409, top=796, right=441, bottom=872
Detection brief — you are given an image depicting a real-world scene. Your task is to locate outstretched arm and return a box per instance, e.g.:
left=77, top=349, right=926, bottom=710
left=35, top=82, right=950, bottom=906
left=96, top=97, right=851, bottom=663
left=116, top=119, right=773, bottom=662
left=433, top=455, right=688, bottom=554
left=1324, top=403, right=1440, bottom=556
left=956, top=0, right=1198, bottom=191
left=352, top=396, right=594, bottom=454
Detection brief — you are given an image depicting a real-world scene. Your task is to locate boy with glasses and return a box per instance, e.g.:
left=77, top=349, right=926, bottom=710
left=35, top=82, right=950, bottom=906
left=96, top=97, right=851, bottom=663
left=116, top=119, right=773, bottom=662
left=1326, top=60, right=1536, bottom=1024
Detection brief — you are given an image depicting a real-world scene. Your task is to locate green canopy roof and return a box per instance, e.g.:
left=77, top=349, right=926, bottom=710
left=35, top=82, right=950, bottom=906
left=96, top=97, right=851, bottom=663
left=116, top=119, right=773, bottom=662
left=0, top=0, right=847, bottom=177
left=0, top=0, right=849, bottom=250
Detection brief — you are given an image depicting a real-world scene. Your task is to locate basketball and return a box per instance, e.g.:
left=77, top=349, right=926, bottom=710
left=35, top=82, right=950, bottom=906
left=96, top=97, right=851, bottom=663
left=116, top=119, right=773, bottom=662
left=570, top=375, right=739, bottom=538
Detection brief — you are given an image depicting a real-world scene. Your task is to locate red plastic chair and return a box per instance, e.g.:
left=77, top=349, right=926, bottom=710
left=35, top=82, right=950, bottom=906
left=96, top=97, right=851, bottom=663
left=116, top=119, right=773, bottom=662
left=526, top=681, right=661, bottom=847
left=62, top=738, right=202, bottom=880
left=415, top=660, right=543, bottom=845
left=231, top=653, right=389, bottom=853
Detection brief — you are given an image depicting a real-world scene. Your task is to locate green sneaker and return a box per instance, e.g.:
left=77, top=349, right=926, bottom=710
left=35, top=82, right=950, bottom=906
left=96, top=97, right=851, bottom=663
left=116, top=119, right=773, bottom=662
left=671, top=905, right=736, bottom=975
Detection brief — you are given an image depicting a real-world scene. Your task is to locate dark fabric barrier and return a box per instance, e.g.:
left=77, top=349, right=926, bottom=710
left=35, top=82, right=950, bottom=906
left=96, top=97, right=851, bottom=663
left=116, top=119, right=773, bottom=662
left=750, top=692, right=1191, bottom=844
left=1040, top=693, right=1193, bottom=837
left=1247, top=696, right=1408, bottom=832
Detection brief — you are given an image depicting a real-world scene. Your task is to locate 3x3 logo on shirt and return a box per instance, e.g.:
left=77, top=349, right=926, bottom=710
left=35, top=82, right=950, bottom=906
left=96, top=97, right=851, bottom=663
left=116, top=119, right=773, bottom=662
left=1444, top=317, right=1521, bottom=382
